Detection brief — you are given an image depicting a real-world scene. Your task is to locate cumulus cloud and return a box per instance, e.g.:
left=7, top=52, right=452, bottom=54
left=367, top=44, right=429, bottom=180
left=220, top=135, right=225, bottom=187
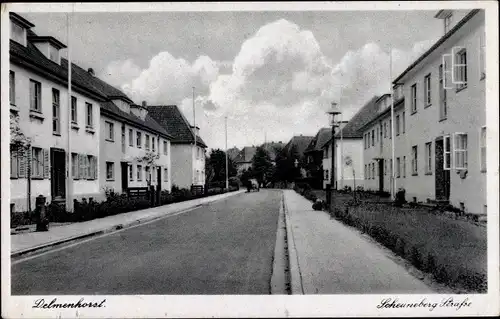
left=103, top=18, right=436, bottom=150
left=99, top=59, right=142, bottom=88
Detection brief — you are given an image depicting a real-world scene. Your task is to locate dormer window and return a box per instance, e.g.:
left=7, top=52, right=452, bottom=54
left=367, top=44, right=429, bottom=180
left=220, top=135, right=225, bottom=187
left=49, top=44, right=60, bottom=64
left=435, top=10, right=453, bottom=35
left=28, top=36, right=66, bottom=65
left=444, top=13, right=453, bottom=33
left=9, top=13, right=34, bottom=46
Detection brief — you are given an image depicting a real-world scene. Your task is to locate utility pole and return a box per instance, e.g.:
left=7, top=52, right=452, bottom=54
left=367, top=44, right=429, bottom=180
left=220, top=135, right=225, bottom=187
left=66, top=9, right=74, bottom=212
left=390, top=47, right=396, bottom=199
left=192, top=86, right=196, bottom=186
left=327, top=102, right=341, bottom=214
left=225, top=116, right=229, bottom=190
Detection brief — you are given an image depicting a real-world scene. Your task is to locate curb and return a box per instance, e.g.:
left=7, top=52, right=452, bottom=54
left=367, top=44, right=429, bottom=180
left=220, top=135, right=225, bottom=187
left=11, top=190, right=244, bottom=259
left=270, top=193, right=288, bottom=294
left=282, top=191, right=304, bottom=295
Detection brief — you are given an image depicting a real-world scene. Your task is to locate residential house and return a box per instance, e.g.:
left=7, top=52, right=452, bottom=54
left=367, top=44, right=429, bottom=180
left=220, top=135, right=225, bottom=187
left=304, top=128, right=331, bottom=188
left=227, top=147, right=241, bottom=161
left=322, top=96, right=381, bottom=190
left=234, top=146, right=257, bottom=174
left=9, top=13, right=107, bottom=212
left=281, top=135, right=314, bottom=178
left=148, top=105, right=208, bottom=189
left=361, top=9, right=486, bottom=215
left=72, top=69, right=174, bottom=195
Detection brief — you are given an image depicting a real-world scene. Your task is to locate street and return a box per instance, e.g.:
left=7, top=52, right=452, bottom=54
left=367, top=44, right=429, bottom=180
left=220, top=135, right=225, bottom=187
left=12, top=190, right=282, bottom=295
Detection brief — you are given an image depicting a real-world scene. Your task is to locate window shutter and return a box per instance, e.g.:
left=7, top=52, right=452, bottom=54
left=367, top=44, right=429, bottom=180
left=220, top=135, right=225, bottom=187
left=18, top=148, right=26, bottom=178
left=92, top=156, right=97, bottom=180
left=79, top=154, right=84, bottom=179
left=43, top=149, right=50, bottom=178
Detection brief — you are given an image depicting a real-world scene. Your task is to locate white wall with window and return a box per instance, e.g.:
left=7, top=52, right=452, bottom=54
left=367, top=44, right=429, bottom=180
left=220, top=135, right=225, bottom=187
left=9, top=62, right=101, bottom=212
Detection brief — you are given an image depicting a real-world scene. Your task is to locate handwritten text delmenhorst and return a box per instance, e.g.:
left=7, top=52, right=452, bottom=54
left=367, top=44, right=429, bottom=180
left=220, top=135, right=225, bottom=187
left=33, top=298, right=106, bottom=309
left=377, top=297, right=472, bottom=311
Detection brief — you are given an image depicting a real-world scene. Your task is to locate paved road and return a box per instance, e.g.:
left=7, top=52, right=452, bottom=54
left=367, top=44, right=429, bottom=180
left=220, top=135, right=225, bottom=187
left=12, top=190, right=282, bottom=295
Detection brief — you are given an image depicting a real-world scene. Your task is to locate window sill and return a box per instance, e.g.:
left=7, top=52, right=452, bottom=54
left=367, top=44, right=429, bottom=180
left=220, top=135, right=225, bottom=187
left=439, top=117, right=447, bottom=123
left=31, top=176, right=44, bottom=180
left=10, top=104, right=19, bottom=112
left=29, top=110, right=45, bottom=121
left=456, top=85, right=467, bottom=93
left=424, top=103, right=432, bottom=109
left=85, top=126, right=96, bottom=134
left=412, top=173, right=418, bottom=176
left=480, top=169, right=486, bottom=173
left=480, top=73, right=485, bottom=81
left=105, top=139, right=115, bottom=143
left=425, top=172, right=433, bottom=176
left=53, top=132, right=61, bottom=136
left=410, top=111, right=417, bottom=116
left=11, top=176, right=18, bottom=180
left=106, top=178, right=115, bottom=182
left=71, top=123, right=80, bottom=130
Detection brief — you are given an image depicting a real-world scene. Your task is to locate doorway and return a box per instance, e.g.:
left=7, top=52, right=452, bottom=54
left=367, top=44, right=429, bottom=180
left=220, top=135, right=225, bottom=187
left=378, top=159, right=384, bottom=192
left=121, top=162, right=129, bottom=193
left=435, top=138, right=450, bottom=201
left=50, top=148, right=66, bottom=200
left=157, top=167, right=162, bottom=191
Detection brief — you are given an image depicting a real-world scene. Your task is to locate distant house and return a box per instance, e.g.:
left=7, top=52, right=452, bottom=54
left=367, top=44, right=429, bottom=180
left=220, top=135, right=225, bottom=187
left=148, top=105, right=208, bottom=190
left=304, top=128, right=331, bottom=188
left=226, top=147, right=241, bottom=162
left=282, top=135, right=314, bottom=178
left=322, top=96, right=382, bottom=190
left=234, top=146, right=257, bottom=174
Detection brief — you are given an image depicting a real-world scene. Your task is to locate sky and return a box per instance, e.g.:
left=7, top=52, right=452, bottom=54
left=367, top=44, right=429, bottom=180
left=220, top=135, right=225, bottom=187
left=21, top=9, right=445, bottom=151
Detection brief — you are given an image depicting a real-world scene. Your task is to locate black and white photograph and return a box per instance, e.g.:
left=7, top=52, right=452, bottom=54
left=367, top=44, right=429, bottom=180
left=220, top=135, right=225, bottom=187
left=1, top=1, right=499, bottom=318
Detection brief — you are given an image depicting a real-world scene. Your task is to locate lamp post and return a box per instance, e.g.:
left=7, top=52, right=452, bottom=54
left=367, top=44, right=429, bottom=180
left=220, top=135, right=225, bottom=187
left=327, top=102, right=341, bottom=215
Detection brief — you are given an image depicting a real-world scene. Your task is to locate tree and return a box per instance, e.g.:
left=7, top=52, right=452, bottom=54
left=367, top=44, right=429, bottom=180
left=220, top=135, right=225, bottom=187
left=251, top=146, right=273, bottom=185
left=206, top=149, right=237, bottom=184
left=135, top=151, right=160, bottom=186
left=274, top=144, right=301, bottom=185
left=10, top=113, right=31, bottom=151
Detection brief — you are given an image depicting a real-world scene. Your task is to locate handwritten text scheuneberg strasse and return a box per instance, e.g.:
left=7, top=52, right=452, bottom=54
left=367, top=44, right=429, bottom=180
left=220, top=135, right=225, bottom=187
left=377, top=297, right=472, bottom=311
left=33, top=298, right=106, bottom=309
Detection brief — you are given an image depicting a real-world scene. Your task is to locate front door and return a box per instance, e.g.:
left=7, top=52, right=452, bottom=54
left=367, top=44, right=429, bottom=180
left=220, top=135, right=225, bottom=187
left=157, top=167, right=162, bottom=191
left=50, top=148, right=66, bottom=200
left=378, top=159, right=384, bottom=192
left=121, top=162, right=129, bottom=193
left=435, top=139, right=450, bottom=201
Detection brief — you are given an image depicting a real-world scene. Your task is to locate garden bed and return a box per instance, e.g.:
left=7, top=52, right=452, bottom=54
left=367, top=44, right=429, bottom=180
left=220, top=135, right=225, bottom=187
left=296, top=187, right=487, bottom=293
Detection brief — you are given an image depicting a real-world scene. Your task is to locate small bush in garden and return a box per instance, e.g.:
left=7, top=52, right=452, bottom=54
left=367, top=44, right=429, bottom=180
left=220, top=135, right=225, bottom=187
left=434, top=265, right=450, bottom=284
left=425, top=253, right=437, bottom=273
left=394, top=188, right=407, bottom=207
left=395, top=238, right=406, bottom=257
left=409, top=246, right=423, bottom=270
left=312, top=200, right=324, bottom=211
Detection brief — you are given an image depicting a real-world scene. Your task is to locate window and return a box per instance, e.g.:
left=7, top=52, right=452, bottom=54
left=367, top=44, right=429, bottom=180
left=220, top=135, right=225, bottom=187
left=129, top=129, right=134, bottom=147
left=403, top=156, right=406, bottom=178
left=384, top=161, right=387, bottom=176
left=411, top=145, right=418, bottom=175
left=105, top=121, right=114, bottom=141
left=87, top=155, right=96, bottom=180
left=145, top=134, right=150, bottom=150
left=163, top=141, right=168, bottom=155
left=402, top=112, right=406, bottom=134
left=49, top=45, right=59, bottom=63
left=106, top=162, right=115, bottom=180
left=71, top=96, right=77, bottom=124
left=146, top=166, right=151, bottom=183
left=396, top=157, right=401, bottom=178
left=425, top=142, right=432, bottom=174
left=480, top=126, right=486, bottom=172
left=424, top=73, right=431, bottom=106
left=371, top=130, right=375, bottom=146
left=30, top=79, right=42, bottom=112
left=164, top=167, right=168, bottom=182
left=52, top=89, right=60, bottom=134
left=324, top=146, right=328, bottom=158
left=32, top=147, right=44, bottom=178
left=389, top=119, right=392, bottom=139
left=367, top=132, right=370, bottom=148
left=410, top=84, right=417, bottom=113
left=455, top=49, right=467, bottom=89
left=10, top=148, right=18, bottom=178
left=390, top=159, right=393, bottom=178
left=137, top=165, right=142, bottom=181
left=10, top=21, right=26, bottom=45
left=443, top=135, right=451, bottom=170
left=444, top=13, right=452, bottom=33
left=86, top=103, right=93, bottom=127
left=137, top=132, right=142, bottom=148
left=152, top=137, right=156, bottom=152
left=71, top=153, right=78, bottom=179
left=129, top=164, right=134, bottom=181
left=454, top=133, right=468, bottom=170
left=396, top=115, right=400, bottom=136
left=364, top=165, right=367, bottom=179
left=10, top=71, right=15, bottom=105
left=371, top=163, right=375, bottom=179
left=438, top=64, right=448, bottom=120
left=384, top=122, right=387, bottom=138
left=479, top=30, right=485, bottom=79
left=121, top=125, right=126, bottom=152
left=325, top=169, right=329, bottom=180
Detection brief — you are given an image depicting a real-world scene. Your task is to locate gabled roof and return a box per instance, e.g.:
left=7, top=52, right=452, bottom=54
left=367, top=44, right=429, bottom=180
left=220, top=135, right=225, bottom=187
left=234, top=146, right=257, bottom=164
left=283, top=135, right=314, bottom=158
left=393, top=9, right=480, bottom=84
left=358, top=97, right=405, bottom=133
left=148, top=105, right=207, bottom=148
left=305, top=127, right=331, bottom=153
left=321, top=96, right=381, bottom=148
left=10, top=29, right=107, bottom=102
left=227, top=147, right=241, bottom=161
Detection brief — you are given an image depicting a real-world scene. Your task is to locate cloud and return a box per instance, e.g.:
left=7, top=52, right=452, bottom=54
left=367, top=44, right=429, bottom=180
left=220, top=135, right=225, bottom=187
left=103, top=18, right=437, bottom=150
left=98, top=59, right=142, bottom=88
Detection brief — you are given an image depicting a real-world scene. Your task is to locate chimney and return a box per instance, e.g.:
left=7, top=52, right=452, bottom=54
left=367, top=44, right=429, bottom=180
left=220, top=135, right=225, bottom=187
left=130, top=103, right=148, bottom=120
left=87, top=68, right=95, bottom=76
left=142, top=101, right=147, bottom=107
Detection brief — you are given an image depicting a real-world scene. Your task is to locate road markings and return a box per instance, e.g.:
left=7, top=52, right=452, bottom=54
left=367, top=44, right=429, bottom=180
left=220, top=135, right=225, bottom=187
left=12, top=206, right=202, bottom=265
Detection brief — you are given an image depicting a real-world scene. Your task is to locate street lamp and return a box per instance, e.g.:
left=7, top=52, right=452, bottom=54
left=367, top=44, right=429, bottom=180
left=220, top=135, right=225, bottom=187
left=327, top=102, right=341, bottom=215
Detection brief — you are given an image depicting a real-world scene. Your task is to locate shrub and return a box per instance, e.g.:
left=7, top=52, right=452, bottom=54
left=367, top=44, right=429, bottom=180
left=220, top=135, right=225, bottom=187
left=434, top=265, right=450, bottom=284
left=425, top=253, right=437, bottom=273
left=395, top=238, right=406, bottom=257
left=394, top=188, right=407, bottom=207
left=409, top=246, right=423, bottom=270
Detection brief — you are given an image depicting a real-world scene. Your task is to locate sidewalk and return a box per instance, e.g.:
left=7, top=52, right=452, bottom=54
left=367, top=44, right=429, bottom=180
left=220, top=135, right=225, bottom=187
left=11, top=190, right=244, bottom=257
left=283, top=190, right=432, bottom=294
